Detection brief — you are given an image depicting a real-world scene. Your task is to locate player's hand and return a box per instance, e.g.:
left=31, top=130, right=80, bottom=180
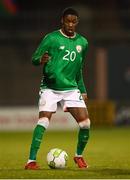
left=40, top=53, right=50, bottom=65
left=82, top=93, right=88, bottom=104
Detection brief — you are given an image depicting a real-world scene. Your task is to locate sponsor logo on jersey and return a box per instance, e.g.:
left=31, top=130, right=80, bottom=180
left=76, top=45, right=82, bottom=53
left=59, top=46, right=65, bottom=50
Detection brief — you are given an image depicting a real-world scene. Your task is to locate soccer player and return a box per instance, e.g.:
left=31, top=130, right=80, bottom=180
left=25, top=7, right=90, bottom=170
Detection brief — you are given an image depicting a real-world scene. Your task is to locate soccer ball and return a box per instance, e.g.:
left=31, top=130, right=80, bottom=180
left=47, top=148, right=68, bottom=169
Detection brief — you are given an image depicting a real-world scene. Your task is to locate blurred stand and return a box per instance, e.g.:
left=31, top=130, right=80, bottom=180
left=0, top=0, right=130, bottom=129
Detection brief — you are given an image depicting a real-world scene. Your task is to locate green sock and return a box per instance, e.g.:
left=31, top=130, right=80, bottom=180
left=29, top=124, right=46, bottom=160
left=76, top=128, right=90, bottom=156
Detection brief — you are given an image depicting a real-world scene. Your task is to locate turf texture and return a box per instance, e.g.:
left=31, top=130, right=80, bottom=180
left=0, top=126, right=130, bottom=179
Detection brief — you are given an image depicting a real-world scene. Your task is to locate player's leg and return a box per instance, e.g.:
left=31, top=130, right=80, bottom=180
left=68, top=107, right=90, bottom=155
left=63, top=90, right=90, bottom=168
left=68, top=107, right=90, bottom=168
left=63, top=90, right=90, bottom=157
left=25, top=111, right=53, bottom=170
left=25, top=89, right=59, bottom=170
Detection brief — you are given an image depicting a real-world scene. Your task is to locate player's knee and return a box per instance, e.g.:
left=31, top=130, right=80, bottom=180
left=78, top=118, right=91, bottom=129
left=37, top=117, right=49, bottom=129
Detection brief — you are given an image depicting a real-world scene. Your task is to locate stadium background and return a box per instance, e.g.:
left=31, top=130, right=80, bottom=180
left=0, top=0, right=130, bottom=129
left=0, top=1, right=130, bottom=179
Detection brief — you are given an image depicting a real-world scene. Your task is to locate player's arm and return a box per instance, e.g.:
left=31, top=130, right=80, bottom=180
left=76, top=69, right=87, bottom=96
left=76, top=40, right=88, bottom=103
left=76, top=69, right=88, bottom=104
left=32, top=35, right=51, bottom=66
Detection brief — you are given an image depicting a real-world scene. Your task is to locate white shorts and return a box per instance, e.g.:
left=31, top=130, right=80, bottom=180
left=39, top=89, right=86, bottom=112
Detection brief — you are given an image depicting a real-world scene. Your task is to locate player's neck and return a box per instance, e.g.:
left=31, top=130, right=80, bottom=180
left=60, top=29, right=76, bottom=38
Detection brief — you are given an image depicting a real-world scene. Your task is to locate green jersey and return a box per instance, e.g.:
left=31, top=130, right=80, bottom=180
left=32, top=30, right=88, bottom=93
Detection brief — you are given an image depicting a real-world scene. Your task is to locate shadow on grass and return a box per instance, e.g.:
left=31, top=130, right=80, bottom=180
left=97, top=168, right=130, bottom=176
left=1, top=167, right=130, bottom=173
left=1, top=167, right=130, bottom=178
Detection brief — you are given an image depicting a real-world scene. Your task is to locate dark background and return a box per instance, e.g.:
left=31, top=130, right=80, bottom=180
left=0, top=0, right=130, bottom=106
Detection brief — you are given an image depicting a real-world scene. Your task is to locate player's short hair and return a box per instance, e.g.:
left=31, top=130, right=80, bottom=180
left=62, top=7, right=79, bottom=18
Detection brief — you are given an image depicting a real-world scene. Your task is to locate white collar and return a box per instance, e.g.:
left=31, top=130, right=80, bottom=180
left=59, top=29, right=76, bottom=39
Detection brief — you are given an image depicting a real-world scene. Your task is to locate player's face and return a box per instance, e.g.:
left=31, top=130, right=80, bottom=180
left=61, top=14, right=79, bottom=37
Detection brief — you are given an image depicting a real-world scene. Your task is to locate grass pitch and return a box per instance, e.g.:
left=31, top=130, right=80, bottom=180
left=0, top=126, right=130, bottom=179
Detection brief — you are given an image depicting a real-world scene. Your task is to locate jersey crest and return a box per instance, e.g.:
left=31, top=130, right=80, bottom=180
left=76, top=45, right=82, bottom=53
